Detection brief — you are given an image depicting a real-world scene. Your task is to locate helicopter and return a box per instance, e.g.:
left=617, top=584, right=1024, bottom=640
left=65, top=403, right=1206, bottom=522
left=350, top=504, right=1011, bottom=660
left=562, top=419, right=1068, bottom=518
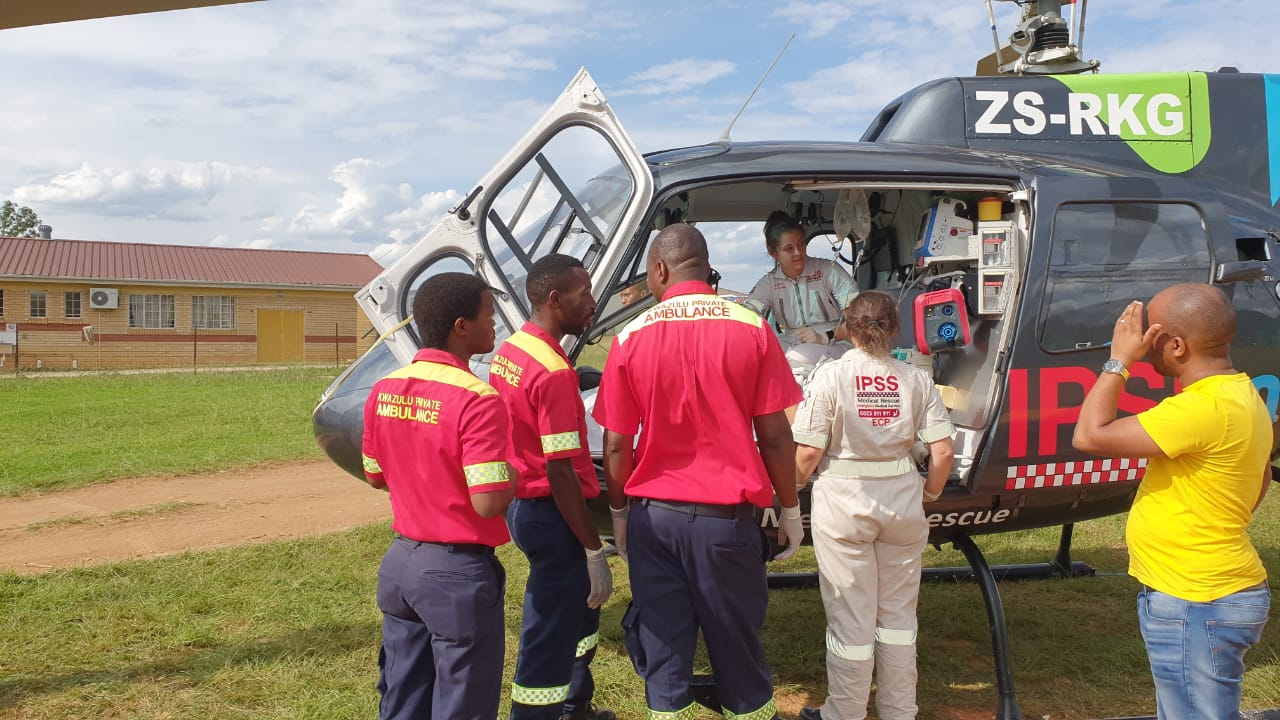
left=311, top=2, right=1280, bottom=717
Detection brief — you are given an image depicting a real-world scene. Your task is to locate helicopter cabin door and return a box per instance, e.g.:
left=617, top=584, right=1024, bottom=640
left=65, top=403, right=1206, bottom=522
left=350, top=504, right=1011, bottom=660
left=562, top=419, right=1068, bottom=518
left=976, top=176, right=1237, bottom=498
left=356, top=67, right=655, bottom=367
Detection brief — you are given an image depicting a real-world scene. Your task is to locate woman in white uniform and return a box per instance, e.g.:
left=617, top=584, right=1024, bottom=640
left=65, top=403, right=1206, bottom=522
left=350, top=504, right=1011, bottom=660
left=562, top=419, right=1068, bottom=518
left=792, top=290, right=955, bottom=720
left=749, top=211, right=857, bottom=349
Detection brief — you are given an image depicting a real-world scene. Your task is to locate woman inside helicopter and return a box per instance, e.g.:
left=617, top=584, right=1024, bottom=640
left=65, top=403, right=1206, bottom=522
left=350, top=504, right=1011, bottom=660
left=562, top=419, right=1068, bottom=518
left=748, top=210, right=859, bottom=375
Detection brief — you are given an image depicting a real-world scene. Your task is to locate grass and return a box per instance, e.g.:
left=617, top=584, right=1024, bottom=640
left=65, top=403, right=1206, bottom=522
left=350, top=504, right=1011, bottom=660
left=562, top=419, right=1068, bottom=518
left=22, top=502, right=205, bottom=532
left=0, top=367, right=338, bottom=495
left=5, top=499, right=1280, bottom=719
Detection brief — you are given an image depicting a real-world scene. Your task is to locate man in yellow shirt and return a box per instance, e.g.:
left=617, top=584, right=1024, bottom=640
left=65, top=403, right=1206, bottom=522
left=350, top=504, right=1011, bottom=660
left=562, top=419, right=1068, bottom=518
left=1074, top=283, right=1271, bottom=720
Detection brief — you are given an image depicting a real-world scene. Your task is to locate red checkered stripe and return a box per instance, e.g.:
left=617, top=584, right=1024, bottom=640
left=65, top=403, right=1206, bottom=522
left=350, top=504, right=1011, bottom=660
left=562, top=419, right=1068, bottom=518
left=1005, top=458, right=1147, bottom=490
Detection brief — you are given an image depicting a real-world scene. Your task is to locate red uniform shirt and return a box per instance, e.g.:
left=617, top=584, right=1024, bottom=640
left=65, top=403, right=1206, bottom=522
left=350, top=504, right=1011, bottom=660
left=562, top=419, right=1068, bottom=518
left=592, top=281, right=802, bottom=507
left=362, top=348, right=511, bottom=546
left=491, top=323, right=600, bottom=500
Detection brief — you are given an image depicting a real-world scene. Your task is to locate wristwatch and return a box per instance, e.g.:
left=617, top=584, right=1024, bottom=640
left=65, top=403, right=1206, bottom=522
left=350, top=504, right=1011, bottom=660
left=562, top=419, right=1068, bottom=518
left=1101, top=358, right=1130, bottom=381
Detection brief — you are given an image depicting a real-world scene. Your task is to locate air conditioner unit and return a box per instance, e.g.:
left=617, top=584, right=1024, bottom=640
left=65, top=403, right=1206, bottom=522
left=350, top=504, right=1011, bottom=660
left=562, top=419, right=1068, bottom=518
left=89, top=288, right=119, bottom=309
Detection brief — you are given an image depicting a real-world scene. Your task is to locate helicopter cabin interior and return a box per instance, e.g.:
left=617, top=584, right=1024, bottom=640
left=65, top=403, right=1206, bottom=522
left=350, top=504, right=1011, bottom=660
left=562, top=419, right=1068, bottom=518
left=576, top=178, right=1029, bottom=487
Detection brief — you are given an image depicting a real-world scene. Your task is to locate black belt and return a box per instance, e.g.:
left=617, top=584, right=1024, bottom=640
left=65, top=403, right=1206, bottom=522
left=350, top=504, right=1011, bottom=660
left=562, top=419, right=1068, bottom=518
left=394, top=533, right=494, bottom=555
left=516, top=494, right=556, bottom=503
left=634, top=497, right=756, bottom=520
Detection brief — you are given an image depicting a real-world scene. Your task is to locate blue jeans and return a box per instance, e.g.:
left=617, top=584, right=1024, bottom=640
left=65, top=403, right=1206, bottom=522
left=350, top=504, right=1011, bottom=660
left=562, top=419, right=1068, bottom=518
left=1137, top=583, right=1270, bottom=720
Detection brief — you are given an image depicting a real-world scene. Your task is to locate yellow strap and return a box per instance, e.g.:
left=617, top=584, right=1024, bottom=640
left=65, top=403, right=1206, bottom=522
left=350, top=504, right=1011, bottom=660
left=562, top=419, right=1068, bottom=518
left=371, top=315, right=415, bottom=350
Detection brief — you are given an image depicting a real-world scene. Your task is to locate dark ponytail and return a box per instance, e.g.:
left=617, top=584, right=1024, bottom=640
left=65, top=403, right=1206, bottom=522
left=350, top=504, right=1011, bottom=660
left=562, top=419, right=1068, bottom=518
left=843, top=291, right=900, bottom=357
left=763, top=210, right=803, bottom=254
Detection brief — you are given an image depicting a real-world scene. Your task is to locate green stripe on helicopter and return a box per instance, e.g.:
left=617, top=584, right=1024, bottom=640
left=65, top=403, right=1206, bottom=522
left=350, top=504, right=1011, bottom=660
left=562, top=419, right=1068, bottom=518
left=1053, top=72, right=1212, bottom=174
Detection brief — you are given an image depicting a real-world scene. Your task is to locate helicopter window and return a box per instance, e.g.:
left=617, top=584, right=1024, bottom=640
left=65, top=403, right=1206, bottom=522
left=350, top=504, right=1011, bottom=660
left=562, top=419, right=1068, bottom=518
left=481, top=124, right=638, bottom=315
left=1039, top=202, right=1211, bottom=353
left=399, top=253, right=516, bottom=368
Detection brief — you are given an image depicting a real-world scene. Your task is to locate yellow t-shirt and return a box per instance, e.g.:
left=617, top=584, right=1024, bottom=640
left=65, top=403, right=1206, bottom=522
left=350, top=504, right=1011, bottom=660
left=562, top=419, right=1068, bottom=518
left=1129, top=373, right=1270, bottom=602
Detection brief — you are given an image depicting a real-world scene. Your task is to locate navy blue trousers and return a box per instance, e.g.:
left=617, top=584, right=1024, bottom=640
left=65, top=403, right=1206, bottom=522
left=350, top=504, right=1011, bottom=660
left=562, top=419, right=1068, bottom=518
left=508, top=497, right=601, bottom=719
left=624, top=500, right=778, bottom=718
left=376, top=537, right=506, bottom=720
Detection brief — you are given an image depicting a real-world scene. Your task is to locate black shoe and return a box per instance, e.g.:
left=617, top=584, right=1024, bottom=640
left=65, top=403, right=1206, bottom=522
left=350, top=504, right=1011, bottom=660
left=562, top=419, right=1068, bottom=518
left=799, top=706, right=823, bottom=720
left=559, top=707, right=616, bottom=720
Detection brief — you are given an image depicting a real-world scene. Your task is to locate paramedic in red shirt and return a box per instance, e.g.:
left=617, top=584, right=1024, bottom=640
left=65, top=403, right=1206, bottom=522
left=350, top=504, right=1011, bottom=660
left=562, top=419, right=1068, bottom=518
left=592, top=223, right=805, bottom=720
left=491, top=254, right=615, bottom=720
left=361, top=272, right=515, bottom=720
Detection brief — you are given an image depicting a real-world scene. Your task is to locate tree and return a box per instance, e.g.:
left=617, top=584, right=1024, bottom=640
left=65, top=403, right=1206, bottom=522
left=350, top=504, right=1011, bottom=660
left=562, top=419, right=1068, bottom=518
left=1, top=200, right=41, bottom=237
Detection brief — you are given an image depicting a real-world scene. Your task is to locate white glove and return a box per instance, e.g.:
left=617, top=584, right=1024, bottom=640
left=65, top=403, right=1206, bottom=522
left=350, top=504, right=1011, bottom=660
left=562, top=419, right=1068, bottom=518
left=609, top=505, right=628, bottom=563
left=794, top=326, right=828, bottom=345
left=775, top=505, right=804, bottom=561
left=585, top=545, right=613, bottom=609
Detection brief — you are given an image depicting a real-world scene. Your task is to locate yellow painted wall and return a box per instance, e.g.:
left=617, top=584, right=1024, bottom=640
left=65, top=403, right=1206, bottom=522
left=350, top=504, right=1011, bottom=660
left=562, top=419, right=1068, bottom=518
left=0, top=280, right=368, bottom=370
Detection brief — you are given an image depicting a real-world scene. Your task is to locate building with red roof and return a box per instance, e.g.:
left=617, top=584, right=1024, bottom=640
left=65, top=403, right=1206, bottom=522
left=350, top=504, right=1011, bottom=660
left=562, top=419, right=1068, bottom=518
left=0, top=234, right=382, bottom=370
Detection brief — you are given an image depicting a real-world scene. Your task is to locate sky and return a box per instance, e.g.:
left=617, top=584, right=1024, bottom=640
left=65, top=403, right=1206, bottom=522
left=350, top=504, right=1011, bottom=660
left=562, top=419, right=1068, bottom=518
left=2, top=0, right=1277, bottom=290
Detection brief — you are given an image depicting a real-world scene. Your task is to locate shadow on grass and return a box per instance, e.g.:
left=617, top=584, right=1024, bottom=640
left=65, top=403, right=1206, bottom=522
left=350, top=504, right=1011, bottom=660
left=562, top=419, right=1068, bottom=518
left=0, top=620, right=378, bottom=710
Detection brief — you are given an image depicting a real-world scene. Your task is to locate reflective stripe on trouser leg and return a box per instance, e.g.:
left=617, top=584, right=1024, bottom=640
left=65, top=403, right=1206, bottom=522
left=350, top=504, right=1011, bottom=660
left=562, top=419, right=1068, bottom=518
left=647, top=702, right=697, bottom=719
left=825, top=628, right=874, bottom=720
left=827, top=628, right=874, bottom=661
left=576, top=632, right=599, bottom=658
left=508, top=498, right=597, bottom=720
left=874, top=628, right=918, bottom=720
left=511, top=683, right=571, bottom=706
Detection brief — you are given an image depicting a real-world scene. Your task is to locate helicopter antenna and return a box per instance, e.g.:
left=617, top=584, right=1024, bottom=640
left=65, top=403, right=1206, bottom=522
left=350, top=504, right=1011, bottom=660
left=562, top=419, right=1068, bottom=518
left=984, top=0, right=1004, bottom=68
left=718, top=32, right=795, bottom=143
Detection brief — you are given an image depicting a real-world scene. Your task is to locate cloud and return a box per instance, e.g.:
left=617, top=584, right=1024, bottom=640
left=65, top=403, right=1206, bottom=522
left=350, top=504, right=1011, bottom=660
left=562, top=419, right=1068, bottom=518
left=617, top=59, right=736, bottom=96
left=13, top=161, right=278, bottom=219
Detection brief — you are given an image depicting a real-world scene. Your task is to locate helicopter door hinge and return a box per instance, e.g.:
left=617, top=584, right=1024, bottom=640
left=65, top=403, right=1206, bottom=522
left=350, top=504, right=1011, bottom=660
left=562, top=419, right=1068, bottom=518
left=474, top=254, right=511, bottom=302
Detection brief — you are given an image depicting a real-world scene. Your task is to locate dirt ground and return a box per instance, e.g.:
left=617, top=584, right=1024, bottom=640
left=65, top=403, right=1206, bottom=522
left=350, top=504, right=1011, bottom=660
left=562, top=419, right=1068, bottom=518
left=0, top=461, right=391, bottom=574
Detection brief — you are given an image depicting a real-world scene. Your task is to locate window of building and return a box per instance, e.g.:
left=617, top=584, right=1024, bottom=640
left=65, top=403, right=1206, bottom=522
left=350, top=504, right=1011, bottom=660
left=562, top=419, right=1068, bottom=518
left=0, top=289, right=5, bottom=316
left=65, top=291, right=82, bottom=319
left=192, top=295, right=236, bottom=329
left=1038, top=202, right=1211, bottom=352
left=29, top=290, right=47, bottom=318
left=128, top=294, right=176, bottom=329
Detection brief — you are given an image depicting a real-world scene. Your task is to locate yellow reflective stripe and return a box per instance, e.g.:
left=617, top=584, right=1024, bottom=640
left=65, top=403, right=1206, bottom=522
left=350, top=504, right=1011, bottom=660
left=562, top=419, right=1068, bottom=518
left=918, top=420, right=956, bottom=444
left=383, top=360, right=497, bottom=397
left=826, top=628, right=873, bottom=661
left=511, top=683, right=570, bottom=705
left=648, top=702, right=697, bottom=720
left=575, top=631, right=599, bottom=658
left=722, top=299, right=766, bottom=327
left=464, top=462, right=509, bottom=488
left=876, top=626, right=917, bottom=645
left=541, top=431, right=582, bottom=454
left=505, top=331, right=570, bottom=372
left=724, top=698, right=778, bottom=720
left=362, top=453, right=382, bottom=474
